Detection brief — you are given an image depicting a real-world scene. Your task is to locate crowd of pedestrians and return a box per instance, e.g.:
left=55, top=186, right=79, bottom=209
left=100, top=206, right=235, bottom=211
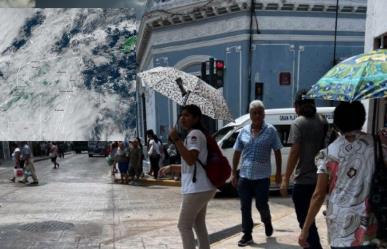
left=4, top=94, right=385, bottom=249
left=109, top=137, right=145, bottom=185
left=153, top=95, right=386, bottom=249
left=8, top=142, right=69, bottom=186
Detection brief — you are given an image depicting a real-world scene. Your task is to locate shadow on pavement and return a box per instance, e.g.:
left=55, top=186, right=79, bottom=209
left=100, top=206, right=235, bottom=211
left=208, top=224, right=241, bottom=244
left=251, top=237, right=300, bottom=248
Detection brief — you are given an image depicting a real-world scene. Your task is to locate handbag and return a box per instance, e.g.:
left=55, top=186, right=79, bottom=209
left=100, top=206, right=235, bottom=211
left=370, top=135, right=387, bottom=241
left=105, top=155, right=114, bottom=166
left=14, top=168, right=24, bottom=178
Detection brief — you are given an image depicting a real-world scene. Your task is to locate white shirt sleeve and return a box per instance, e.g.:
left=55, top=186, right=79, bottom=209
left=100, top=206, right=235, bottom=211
left=186, top=130, right=205, bottom=153
left=148, top=140, right=154, bottom=155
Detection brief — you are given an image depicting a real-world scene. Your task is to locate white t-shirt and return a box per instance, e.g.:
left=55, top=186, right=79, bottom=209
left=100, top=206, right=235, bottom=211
left=148, top=139, right=160, bottom=156
left=181, top=129, right=216, bottom=194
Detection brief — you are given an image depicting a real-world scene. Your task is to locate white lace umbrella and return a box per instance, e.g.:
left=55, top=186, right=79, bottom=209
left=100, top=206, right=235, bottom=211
left=137, top=67, right=234, bottom=122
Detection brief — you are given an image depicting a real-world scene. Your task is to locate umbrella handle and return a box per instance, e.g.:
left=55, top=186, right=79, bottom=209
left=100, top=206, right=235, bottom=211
left=172, top=91, right=191, bottom=139
left=182, top=91, right=191, bottom=106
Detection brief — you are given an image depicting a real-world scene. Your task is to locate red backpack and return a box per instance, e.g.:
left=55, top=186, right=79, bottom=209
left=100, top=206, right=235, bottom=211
left=193, top=134, right=232, bottom=188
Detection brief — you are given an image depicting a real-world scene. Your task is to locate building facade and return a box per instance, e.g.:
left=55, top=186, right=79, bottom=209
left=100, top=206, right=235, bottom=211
left=364, top=0, right=387, bottom=132
left=136, top=0, right=367, bottom=140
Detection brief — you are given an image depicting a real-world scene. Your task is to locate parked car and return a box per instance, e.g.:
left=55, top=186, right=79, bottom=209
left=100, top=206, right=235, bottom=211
left=88, top=141, right=109, bottom=157
left=71, top=141, right=88, bottom=154
left=214, top=107, right=334, bottom=194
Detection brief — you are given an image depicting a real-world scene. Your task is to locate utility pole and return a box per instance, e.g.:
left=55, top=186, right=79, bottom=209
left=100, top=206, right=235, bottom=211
left=333, top=0, right=339, bottom=66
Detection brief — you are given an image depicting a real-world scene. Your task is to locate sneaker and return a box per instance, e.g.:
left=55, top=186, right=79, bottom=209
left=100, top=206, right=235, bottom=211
left=238, top=234, right=253, bottom=247
left=264, top=221, right=273, bottom=237
left=30, top=181, right=39, bottom=185
left=18, top=180, right=27, bottom=184
left=9, top=178, right=15, bottom=183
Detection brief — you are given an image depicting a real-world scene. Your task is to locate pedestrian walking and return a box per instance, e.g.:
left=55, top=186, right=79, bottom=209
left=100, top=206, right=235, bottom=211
left=110, top=141, right=119, bottom=175
left=280, top=90, right=327, bottom=249
left=230, top=100, right=282, bottom=247
left=20, top=142, right=32, bottom=169
left=9, top=144, right=22, bottom=183
left=128, top=138, right=142, bottom=184
left=167, top=137, right=181, bottom=181
left=159, top=138, right=165, bottom=168
left=58, top=143, right=65, bottom=158
left=298, top=101, right=378, bottom=249
left=159, top=104, right=216, bottom=249
left=147, top=129, right=161, bottom=179
left=115, top=142, right=130, bottom=184
left=167, top=137, right=179, bottom=164
left=136, top=137, right=145, bottom=178
left=19, top=158, right=39, bottom=185
left=49, top=143, right=59, bottom=169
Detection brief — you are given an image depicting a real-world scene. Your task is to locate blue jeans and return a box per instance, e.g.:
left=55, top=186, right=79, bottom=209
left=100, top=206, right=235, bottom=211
left=238, top=177, right=271, bottom=235
left=292, top=184, right=323, bottom=249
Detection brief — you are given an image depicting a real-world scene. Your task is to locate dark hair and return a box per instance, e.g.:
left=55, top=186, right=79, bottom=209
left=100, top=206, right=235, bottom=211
left=146, top=129, right=160, bottom=143
left=333, top=101, right=366, bottom=133
left=180, top=104, right=208, bottom=135
left=136, top=137, right=143, bottom=149
left=294, top=89, right=316, bottom=118
left=146, top=129, right=154, bottom=137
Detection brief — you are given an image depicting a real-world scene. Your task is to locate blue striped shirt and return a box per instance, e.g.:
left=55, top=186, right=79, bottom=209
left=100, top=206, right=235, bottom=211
left=233, top=122, right=282, bottom=180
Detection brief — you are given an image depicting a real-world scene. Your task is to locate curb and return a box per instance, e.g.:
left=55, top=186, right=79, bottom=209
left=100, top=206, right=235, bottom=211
left=113, top=175, right=181, bottom=187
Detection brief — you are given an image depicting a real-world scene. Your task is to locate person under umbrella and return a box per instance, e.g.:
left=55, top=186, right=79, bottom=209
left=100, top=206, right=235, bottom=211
left=159, top=105, right=216, bottom=249
left=298, top=102, right=378, bottom=249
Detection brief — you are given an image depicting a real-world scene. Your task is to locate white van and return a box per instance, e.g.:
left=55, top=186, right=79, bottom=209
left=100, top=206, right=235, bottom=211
left=214, top=107, right=334, bottom=192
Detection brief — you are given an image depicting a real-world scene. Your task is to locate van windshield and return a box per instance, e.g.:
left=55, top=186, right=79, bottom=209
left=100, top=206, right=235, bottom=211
left=213, top=126, right=234, bottom=142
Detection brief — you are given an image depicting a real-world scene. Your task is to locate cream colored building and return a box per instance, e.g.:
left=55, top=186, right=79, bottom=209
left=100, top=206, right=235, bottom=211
left=364, top=0, right=387, bottom=132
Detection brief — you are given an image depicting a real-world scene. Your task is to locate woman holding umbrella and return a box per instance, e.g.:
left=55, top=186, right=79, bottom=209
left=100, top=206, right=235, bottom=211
left=298, top=101, right=378, bottom=249
left=159, top=104, right=216, bottom=249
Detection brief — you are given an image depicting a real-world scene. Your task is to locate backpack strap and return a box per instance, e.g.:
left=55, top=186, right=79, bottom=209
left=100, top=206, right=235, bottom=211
left=192, top=164, right=197, bottom=183
left=192, top=160, right=205, bottom=183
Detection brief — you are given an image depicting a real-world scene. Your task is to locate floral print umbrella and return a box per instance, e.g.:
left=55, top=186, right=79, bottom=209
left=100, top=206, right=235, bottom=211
left=307, top=49, right=387, bottom=102
left=137, top=67, right=234, bottom=122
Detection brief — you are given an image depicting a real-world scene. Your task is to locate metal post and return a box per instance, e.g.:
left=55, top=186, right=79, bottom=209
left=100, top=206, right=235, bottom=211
left=247, top=0, right=255, bottom=113
left=333, top=0, right=339, bottom=66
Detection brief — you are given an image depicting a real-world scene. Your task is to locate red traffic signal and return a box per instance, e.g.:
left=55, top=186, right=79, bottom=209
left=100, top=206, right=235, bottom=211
left=215, top=60, right=224, bottom=69
left=215, top=60, right=224, bottom=88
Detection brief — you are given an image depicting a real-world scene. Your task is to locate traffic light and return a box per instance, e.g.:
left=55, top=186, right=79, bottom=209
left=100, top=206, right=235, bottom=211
left=215, top=59, right=224, bottom=88
left=201, top=59, right=224, bottom=89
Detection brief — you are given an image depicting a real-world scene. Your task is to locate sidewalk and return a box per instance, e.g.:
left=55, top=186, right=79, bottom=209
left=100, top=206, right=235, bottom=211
left=213, top=208, right=329, bottom=249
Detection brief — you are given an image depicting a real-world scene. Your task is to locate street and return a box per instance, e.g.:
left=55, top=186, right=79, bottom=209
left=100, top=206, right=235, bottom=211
left=0, top=154, right=328, bottom=249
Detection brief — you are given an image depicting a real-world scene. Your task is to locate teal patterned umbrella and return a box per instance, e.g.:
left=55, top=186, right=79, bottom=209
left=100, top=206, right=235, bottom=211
left=307, top=49, right=387, bottom=102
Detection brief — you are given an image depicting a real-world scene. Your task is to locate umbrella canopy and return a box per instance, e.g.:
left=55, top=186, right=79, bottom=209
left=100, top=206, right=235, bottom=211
left=137, top=67, right=234, bottom=122
left=307, top=49, right=387, bottom=102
